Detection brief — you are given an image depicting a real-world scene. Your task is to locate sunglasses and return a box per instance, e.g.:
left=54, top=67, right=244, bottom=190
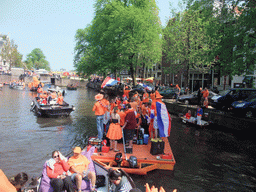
left=53, top=155, right=59, bottom=158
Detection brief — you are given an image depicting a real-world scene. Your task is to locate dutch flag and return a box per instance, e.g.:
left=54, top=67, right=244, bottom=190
left=156, top=102, right=171, bottom=137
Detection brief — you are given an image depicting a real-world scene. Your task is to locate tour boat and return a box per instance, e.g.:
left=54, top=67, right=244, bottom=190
left=30, top=97, right=75, bottom=117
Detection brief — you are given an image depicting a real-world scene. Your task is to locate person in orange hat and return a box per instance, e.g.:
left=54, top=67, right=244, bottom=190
left=175, top=84, right=181, bottom=102
left=123, top=86, right=130, bottom=99
left=92, top=93, right=107, bottom=140
left=68, top=147, right=96, bottom=192
left=150, top=91, right=163, bottom=138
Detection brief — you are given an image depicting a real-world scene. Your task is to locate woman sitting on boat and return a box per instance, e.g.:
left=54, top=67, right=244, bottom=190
left=57, top=92, right=63, bottom=105
left=106, top=107, right=122, bottom=152
left=46, top=150, right=74, bottom=192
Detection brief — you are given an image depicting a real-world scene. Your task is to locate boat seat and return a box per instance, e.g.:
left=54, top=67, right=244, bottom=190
left=38, top=146, right=96, bottom=192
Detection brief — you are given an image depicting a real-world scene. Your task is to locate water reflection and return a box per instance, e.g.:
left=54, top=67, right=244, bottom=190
left=36, top=116, right=73, bottom=128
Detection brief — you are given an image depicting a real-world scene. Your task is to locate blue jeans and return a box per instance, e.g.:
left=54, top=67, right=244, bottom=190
left=96, top=115, right=104, bottom=139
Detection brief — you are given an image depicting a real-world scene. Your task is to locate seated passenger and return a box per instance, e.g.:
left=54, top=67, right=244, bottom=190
left=68, top=147, right=96, bottom=192
left=185, top=110, right=192, bottom=119
left=46, top=151, right=74, bottom=192
left=108, top=168, right=133, bottom=192
left=51, top=91, right=57, bottom=99
left=57, top=93, right=63, bottom=105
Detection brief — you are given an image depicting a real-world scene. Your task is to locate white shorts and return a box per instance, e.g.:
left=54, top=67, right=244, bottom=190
left=197, top=116, right=202, bottom=125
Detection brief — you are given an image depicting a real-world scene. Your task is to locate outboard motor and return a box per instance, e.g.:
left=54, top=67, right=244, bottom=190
left=114, top=153, right=123, bottom=167
left=128, top=156, right=138, bottom=168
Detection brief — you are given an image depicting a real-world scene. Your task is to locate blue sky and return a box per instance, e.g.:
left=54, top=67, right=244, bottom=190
left=0, top=0, right=178, bottom=71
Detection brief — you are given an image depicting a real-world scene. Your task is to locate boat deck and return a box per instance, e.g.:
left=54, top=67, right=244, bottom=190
left=91, top=137, right=176, bottom=175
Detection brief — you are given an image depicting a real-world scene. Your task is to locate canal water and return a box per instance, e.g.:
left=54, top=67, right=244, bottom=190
left=0, top=85, right=255, bottom=191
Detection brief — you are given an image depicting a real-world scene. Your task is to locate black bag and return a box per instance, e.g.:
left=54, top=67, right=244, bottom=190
left=150, top=139, right=165, bottom=155
left=95, top=175, right=105, bottom=188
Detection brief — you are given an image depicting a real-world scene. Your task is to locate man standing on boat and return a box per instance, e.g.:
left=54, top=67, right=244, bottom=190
left=150, top=92, right=171, bottom=138
left=92, top=93, right=107, bottom=140
left=122, top=104, right=137, bottom=149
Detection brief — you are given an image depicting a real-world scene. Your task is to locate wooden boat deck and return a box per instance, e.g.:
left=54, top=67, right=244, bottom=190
left=91, top=137, right=176, bottom=175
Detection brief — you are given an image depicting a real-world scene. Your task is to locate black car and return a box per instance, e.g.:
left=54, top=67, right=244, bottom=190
left=178, top=91, right=217, bottom=105
left=230, top=96, right=256, bottom=118
left=159, top=88, right=177, bottom=99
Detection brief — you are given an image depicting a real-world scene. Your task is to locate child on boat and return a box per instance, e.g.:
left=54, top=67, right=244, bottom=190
left=106, top=107, right=122, bottom=152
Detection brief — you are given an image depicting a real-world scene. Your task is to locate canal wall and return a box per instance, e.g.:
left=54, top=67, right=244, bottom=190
left=164, top=100, right=256, bottom=130
left=54, top=78, right=88, bottom=88
left=0, top=74, right=88, bottom=88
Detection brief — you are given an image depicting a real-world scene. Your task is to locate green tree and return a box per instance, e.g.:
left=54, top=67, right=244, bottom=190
left=0, top=38, right=23, bottom=70
left=163, top=0, right=215, bottom=87
left=74, top=0, right=162, bottom=86
left=208, top=0, right=256, bottom=76
left=25, top=48, right=50, bottom=71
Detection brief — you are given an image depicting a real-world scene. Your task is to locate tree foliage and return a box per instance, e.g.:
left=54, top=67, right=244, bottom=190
left=208, top=0, right=256, bottom=76
left=24, top=48, right=50, bottom=71
left=74, top=0, right=162, bottom=86
left=0, top=38, right=23, bottom=69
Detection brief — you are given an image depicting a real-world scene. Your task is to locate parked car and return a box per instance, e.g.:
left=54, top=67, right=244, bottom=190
left=211, top=88, right=256, bottom=110
left=230, top=95, right=256, bottom=118
left=159, top=88, right=177, bottom=99
left=178, top=91, right=217, bottom=105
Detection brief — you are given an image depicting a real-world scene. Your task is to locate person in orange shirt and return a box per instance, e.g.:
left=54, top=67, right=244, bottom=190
left=51, top=91, right=57, bottom=99
left=118, top=108, right=126, bottom=127
left=57, top=92, right=64, bottom=105
left=92, top=93, right=107, bottom=140
left=68, top=147, right=96, bottom=192
left=0, top=169, right=28, bottom=192
left=123, top=86, right=130, bottom=100
left=150, top=92, right=165, bottom=138
left=202, top=87, right=209, bottom=99
left=185, top=110, right=192, bottom=119
left=142, top=89, right=149, bottom=103
left=130, top=97, right=138, bottom=111
left=150, top=90, right=155, bottom=101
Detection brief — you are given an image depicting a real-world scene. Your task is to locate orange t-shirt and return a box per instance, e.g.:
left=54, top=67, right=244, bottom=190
left=0, top=169, right=17, bottom=192
left=150, top=93, right=155, bottom=101
left=202, top=90, right=209, bottom=98
left=124, top=90, right=130, bottom=99
left=118, top=111, right=126, bottom=126
left=130, top=101, right=138, bottom=111
left=92, top=101, right=106, bottom=116
left=57, top=96, right=63, bottom=105
left=68, top=155, right=91, bottom=174
left=142, top=92, right=149, bottom=103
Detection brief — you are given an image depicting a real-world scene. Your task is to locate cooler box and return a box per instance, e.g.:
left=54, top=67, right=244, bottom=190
left=143, top=134, right=149, bottom=145
left=101, top=146, right=110, bottom=153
